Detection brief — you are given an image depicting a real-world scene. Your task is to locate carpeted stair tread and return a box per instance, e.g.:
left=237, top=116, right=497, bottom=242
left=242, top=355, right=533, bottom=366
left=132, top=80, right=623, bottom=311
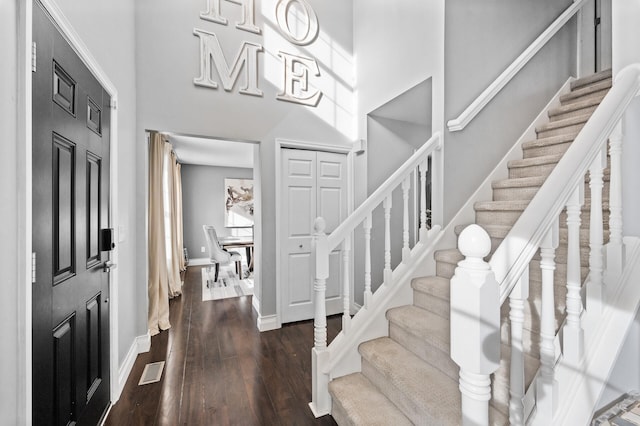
left=412, top=276, right=451, bottom=319
left=329, top=373, right=413, bottom=426
left=387, top=305, right=450, bottom=354
left=359, top=337, right=461, bottom=424
left=549, top=91, right=606, bottom=118
left=535, top=113, right=591, bottom=133
left=359, top=337, right=508, bottom=425
left=508, top=153, right=563, bottom=169
left=522, top=132, right=578, bottom=151
left=434, top=249, right=469, bottom=278
left=474, top=200, right=530, bottom=211
left=561, top=78, right=611, bottom=102
left=387, top=305, right=458, bottom=380
left=492, top=176, right=546, bottom=189
left=412, top=276, right=450, bottom=302
left=569, top=68, right=612, bottom=91
left=434, top=248, right=463, bottom=264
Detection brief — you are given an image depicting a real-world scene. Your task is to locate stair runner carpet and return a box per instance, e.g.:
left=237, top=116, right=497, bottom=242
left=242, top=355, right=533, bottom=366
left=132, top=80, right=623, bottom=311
left=329, top=69, right=613, bottom=425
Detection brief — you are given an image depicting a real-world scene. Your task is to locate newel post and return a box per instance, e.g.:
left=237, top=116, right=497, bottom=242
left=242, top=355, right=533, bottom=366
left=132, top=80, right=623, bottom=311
left=309, top=217, right=331, bottom=417
left=451, top=225, right=500, bottom=426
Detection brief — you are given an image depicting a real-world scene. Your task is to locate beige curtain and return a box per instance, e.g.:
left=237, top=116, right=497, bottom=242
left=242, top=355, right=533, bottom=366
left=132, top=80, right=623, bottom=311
left=148, top=132, right=171, bottom=336
left=167, top=149, right=183, bottom=297
left=174, top=161, right=186, bottom=271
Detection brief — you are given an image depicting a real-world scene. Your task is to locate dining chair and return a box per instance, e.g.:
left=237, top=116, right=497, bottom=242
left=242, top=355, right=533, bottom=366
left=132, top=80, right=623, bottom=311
left=202, top=225, right=242, bottom=285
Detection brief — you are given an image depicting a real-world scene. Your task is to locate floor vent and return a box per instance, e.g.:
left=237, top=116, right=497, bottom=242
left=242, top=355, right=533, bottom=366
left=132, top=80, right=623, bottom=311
left=138, top=361, right=165, bottom=386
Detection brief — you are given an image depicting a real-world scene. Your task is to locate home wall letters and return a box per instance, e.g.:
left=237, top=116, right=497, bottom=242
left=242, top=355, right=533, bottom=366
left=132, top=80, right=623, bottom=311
left=194, top=0, right=322, bottom=106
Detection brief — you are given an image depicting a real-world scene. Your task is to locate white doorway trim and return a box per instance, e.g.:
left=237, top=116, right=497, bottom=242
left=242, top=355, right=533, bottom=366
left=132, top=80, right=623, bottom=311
left=18, top=0, right=123, bottom=420
left=275, top=138, right=355, bottom=328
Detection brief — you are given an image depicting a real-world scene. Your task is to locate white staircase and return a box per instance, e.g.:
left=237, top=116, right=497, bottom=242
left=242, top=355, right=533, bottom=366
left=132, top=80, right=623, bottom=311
left=310, top=64, right=640, bottom=425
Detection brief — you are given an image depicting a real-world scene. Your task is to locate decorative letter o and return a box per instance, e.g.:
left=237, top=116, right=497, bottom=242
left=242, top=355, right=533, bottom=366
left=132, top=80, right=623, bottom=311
left=275, top=0, right=319, bottom=46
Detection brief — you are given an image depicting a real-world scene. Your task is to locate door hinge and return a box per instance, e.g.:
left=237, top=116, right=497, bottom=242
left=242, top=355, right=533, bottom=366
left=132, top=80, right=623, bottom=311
left=110, top=99, right=117, bottom=110
left=595, top=17, right=601, bottom=27
left=31, top=42, right=37, bottom=73
left=31, top=252, right=36, bottom=283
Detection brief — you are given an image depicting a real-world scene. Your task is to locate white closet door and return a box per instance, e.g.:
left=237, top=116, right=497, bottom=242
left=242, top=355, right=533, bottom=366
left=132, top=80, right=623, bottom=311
left=281, top=148, right=347, bottom=323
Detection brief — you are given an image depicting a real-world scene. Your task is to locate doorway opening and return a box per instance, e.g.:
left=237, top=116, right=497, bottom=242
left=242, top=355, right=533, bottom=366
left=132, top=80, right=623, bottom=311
left=145, top=131, right=263, bottom=327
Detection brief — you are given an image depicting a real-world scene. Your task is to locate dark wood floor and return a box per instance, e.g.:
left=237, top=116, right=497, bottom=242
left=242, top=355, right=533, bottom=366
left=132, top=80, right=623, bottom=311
left=104, top=266, right=340, bottom=426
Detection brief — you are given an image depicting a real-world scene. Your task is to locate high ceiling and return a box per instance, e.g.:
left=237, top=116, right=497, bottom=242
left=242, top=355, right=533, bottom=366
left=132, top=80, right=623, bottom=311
left=166, top=134, right=254, bottom=169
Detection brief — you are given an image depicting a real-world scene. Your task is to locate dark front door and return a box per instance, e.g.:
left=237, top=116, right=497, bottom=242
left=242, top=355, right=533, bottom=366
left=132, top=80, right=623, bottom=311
left=32, top=2, right=111, bottom=424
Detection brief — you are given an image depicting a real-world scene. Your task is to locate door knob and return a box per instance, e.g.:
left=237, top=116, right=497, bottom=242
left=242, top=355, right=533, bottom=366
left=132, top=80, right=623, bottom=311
left=299, top=244, right=303, bottom=248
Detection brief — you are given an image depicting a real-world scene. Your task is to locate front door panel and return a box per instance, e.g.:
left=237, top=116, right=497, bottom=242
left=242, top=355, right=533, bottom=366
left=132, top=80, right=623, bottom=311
left=32, top=2, right=111, bottom=424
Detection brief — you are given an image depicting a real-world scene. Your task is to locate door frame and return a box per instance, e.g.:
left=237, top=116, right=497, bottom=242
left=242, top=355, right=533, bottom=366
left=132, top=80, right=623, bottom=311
left=17, top=0, right=121, bottom=421
left=275, top=138, right=355, bottom=328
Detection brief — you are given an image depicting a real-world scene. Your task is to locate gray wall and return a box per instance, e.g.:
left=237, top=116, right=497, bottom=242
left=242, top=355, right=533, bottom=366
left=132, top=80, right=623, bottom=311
left=181, top=164, right=253, bottom=260
left=363, top=117, right=428, bottom=299
left=443, top=0, right=576, bottom=222
left=134, top=0, right=355, bottom=319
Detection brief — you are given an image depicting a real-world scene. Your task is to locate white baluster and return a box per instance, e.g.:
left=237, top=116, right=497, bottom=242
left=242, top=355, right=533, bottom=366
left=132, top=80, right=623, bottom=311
left=312, top=218, right=328, bottom=349
left=587, top=148, right=607, bottom=315
left=402, top=177, right=411, bottom=263
left=536, top=221, right=559, bottom=424
left=563, top=185, right=585, bottom=364
left=607, top=124, right=625, bottom=280
left=419, top=159, right=429, bottom=241
left=310, top=217, right=330, bottom=416
left=509, top=267, right=529, bottom=426
left=363, top=213, right=372, bottom=308
left=342, top=236, right=351, bottom=332
left=383, top=195, right=393, bottom=286
left=450, top=225, right=500, bottom=426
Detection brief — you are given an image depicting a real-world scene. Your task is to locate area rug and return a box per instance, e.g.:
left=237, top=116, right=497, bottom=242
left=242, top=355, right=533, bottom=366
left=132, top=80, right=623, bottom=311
left=201, top=265, right=254, bottom=302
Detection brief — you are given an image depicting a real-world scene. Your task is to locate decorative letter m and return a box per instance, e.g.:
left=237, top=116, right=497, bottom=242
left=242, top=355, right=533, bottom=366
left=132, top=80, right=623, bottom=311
left=193, top=28, right=263, bottom=97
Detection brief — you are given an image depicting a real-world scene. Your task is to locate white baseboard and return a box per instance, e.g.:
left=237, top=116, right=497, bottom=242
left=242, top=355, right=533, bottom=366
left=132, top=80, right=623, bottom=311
left=252, top=293, right=261, bottom=315
left=187, top=257, right=210, bottom=266
left=257, top=314, right=280, bottom=332
left=114, top=333, right=150, bottom=400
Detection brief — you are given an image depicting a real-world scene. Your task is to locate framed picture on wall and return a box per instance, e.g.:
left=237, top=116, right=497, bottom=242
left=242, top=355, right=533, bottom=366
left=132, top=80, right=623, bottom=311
left=224, top=178, right=254, bottom=227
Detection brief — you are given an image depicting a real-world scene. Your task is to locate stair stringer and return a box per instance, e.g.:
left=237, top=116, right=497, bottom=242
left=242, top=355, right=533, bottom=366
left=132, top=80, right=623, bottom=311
left=325, top=78, right=575, bottom=385
left=545, top=237, right=640, bottom=426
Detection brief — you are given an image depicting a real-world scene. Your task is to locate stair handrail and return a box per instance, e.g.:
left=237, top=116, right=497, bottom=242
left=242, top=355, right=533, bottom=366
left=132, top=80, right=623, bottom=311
left=447, top=0, right=588, bottom=132
left=491, top=64, right=640, bottom=303
left=450, top=64, right=640, bottom=425
left=326, top=132, right=442, bottom=252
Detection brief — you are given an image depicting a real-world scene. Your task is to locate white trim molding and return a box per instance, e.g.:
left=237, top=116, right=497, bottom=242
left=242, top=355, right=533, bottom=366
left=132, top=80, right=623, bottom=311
left=187, top=257, right=211, bottom=266
left=257, top=314, right=280, bottom=332
left=114, top=333, right=151, bottom=402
